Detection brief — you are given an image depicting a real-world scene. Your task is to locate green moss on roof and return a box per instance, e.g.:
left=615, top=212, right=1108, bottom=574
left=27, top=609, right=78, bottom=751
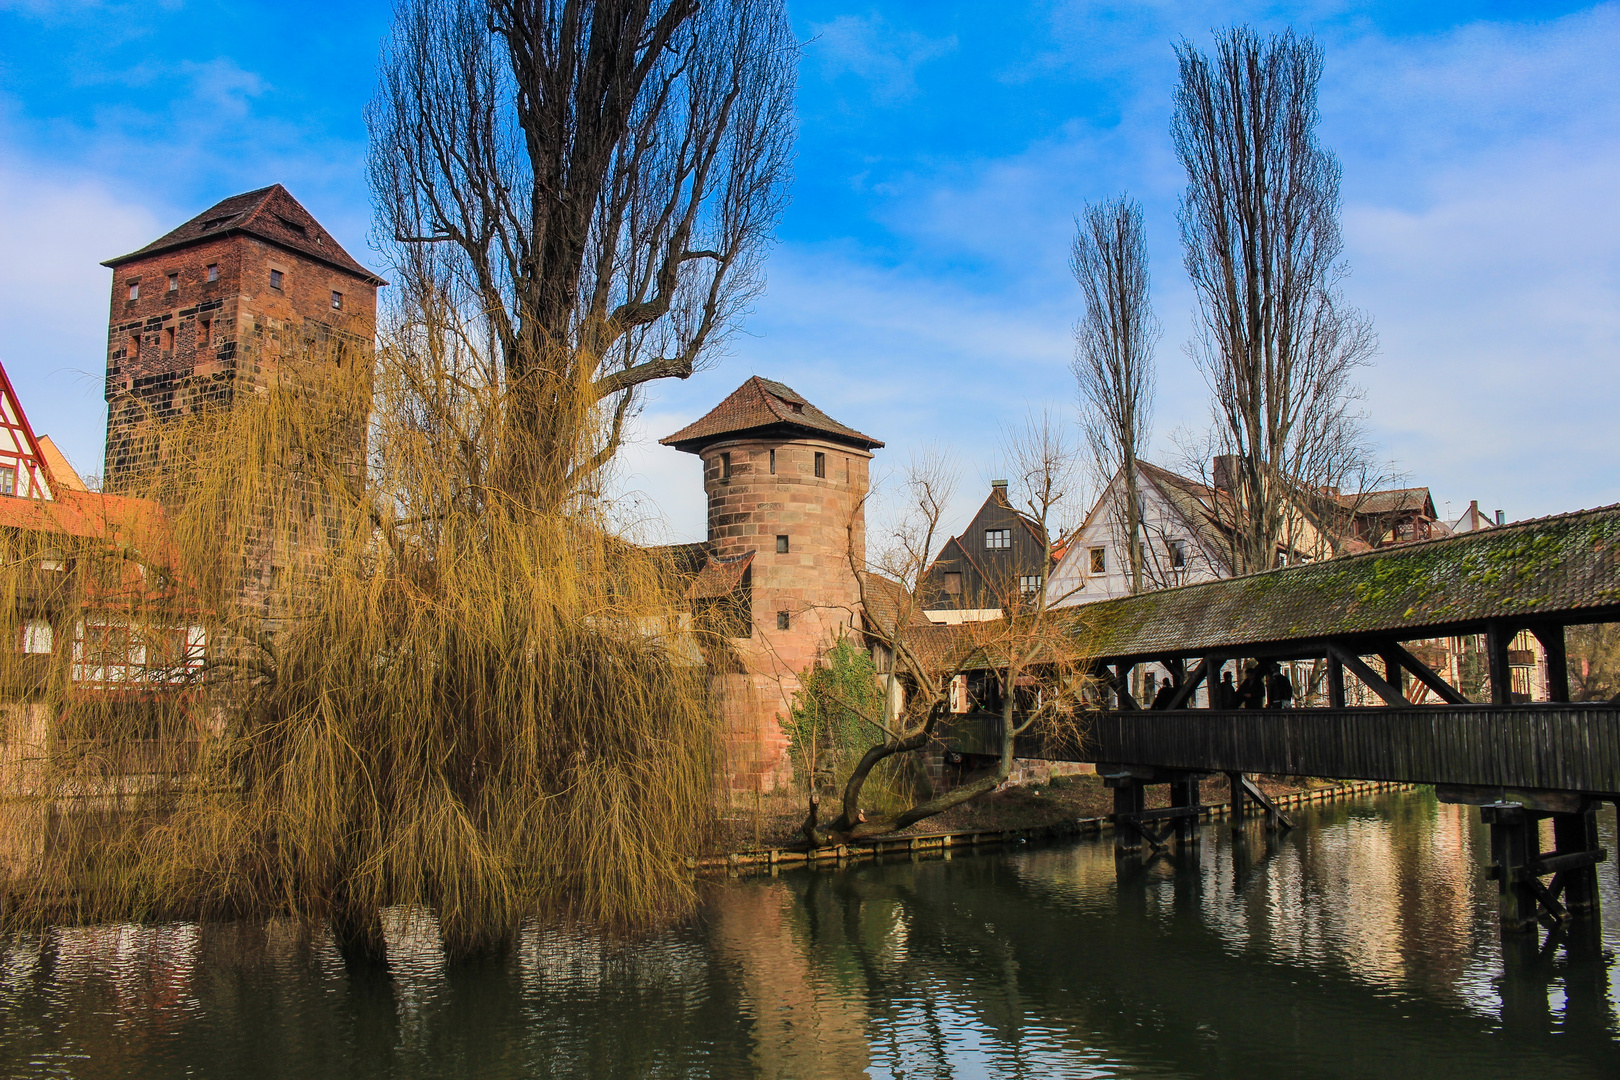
left=1076, top=506, right=1620, bottom=658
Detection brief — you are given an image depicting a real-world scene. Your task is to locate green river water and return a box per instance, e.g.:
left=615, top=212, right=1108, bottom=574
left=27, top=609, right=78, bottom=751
left=2, top=789, right=1618, bottom=1078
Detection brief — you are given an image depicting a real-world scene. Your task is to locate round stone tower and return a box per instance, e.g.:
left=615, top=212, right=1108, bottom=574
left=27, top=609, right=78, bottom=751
left=661, top=377, right=883, bottom=790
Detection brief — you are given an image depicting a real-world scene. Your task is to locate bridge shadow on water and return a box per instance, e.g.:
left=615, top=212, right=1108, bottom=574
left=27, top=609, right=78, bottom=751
left=0, top=792, right=1617, bottom=1078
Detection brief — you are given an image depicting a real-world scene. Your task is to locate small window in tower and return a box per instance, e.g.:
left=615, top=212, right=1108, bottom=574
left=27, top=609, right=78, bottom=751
left=1089, top=547, right=1106, bottom=574
left=162, top=327, right=174, bottom=352
left=198, top=320, right=211, bottom=347
left=0, top=467, right=15, bottom=497
left=331, top=291, right=343, bottom=311
left=776, top=535, right=789, bottom=554
left=720, top=452, right=732, bottom=480
left=167, top=273, right=178, bottom=292
left=769, top=449, right=776, bottom=474
left=207, top=264, right=219, bottom=283
left=270, top=269, right=284, bottom=290
left=776, top=611, right=790, bottom=631
left=985, top=528, right=1011, bottom=549
left=814, top=452, right=825, bottom=478
left=127, top=281, right=139, bottom=301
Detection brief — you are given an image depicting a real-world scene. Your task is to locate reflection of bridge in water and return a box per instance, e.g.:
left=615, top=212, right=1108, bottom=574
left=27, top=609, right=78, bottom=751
left=946, top=505, right=1620, bottom=936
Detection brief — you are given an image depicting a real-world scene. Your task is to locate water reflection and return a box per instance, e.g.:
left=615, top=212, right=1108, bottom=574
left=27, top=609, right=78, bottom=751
left=1, top=792, right=1617, bottom=1078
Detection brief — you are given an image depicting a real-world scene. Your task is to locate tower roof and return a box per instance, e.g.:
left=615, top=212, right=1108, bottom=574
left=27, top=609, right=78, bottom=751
left=103, top=184, right=386, bottom=286
left=659, top=376, right=883, bottom=454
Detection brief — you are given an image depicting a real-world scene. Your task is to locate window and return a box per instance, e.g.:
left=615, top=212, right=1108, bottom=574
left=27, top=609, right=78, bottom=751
left=0, top=466, right=14, bottom=497
left=1168, top=539, right=1186, bottom=568
left=943, top=571, right=962, bottom=595
left=39, top=549, right=65, bottom=572
left=167, top=273, right=178, bottom=292
left=985, top=528, right=1011, bottom=550
left=769, top=449, right=776, bottom=474
left=719, top=452, right=731, bottom=480
left=128, top=334, right=140, bottom=359
left=776, top=611, right=790, bottom=631
left=127, top=281, right=139, bottom=301
left=1019, top=575, right=1043, bottom=596
left=270, top=269, right=284, bottom=289
left=162, top=327, right=174, bottom=352
left=776, top=535, right=789, bottom=554
left=814, top=452, right=825, bottom=478
left=198, top=320, right=211, bottom=348
left=207, top=264, right=219, bottom=282
left=19, top=619, right=52, bottom=656
left=1089, top=547, right=1106, bottom=574
left=331, top=291, right=343, bottom=311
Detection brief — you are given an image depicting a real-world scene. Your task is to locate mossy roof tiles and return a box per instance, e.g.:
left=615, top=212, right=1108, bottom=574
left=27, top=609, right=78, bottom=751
left=1073, top=503, right=1620, bottom=660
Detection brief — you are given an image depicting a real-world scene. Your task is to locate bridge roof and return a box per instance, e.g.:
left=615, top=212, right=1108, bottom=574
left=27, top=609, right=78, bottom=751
left=1076, top=503, right=1620, bottom=662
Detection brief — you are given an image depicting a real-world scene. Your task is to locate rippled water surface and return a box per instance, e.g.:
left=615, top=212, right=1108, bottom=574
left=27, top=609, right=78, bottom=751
left=3, top=791, right=1619, bottom=1077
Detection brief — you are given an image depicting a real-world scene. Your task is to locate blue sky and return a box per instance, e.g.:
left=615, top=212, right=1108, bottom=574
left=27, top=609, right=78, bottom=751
left=2, top=1, right=1616, bottom=544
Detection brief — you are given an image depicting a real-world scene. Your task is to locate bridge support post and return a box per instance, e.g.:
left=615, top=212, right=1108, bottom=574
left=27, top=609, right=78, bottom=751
left=1552, top=806, right=1602, bottom=916
left=1113, top=781, right=1145, bottom=855
left=1227, top=771, right=1245, bottom=834
left=1483, top=803, right=1539, bottom=933
left=1170, top=776, right=1200, bottom=846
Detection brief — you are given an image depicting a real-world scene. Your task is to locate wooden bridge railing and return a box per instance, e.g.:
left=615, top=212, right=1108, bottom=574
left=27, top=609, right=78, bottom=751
left=940, top=705, right=1620, bottom=795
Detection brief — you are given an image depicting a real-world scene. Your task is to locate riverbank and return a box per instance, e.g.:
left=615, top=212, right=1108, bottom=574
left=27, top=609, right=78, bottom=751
left=700, top=775, right=1416, bottom=875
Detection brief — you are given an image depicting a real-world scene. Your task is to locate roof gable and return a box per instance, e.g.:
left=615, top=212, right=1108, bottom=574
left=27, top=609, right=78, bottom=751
left=659, top=376, right=883, bottom=453
left=0, top=359, right=55, bottom=501
left=104, top=184, right=385, bottom=286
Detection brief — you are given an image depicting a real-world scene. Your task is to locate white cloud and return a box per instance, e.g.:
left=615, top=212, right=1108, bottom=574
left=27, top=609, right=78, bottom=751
left=0, top=162, right=159, bottom=480
left=809, top=14, right=958, bottom=102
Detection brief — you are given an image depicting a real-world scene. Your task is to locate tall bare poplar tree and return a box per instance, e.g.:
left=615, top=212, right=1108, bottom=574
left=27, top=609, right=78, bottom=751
left=370, top=0, right=796, bottom=509
left=1072, top=196, right=1159, bottom=595
left=1172, top=27, right=1376, bottom=573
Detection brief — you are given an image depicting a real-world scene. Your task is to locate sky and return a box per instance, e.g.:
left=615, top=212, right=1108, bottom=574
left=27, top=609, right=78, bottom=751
left=1, top=0, right=1616, bottom=546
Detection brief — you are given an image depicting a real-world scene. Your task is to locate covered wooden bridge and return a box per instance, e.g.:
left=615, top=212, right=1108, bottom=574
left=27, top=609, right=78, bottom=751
left=944, top=504, right=1620, bottom=933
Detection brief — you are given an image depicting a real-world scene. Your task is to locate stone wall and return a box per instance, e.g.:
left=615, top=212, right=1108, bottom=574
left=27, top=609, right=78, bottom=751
left=700, top=435, right=872, bottom=790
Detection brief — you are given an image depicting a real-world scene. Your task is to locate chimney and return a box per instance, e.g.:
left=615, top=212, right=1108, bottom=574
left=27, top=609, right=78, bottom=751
left=991, top=479, right=1008, bottom=503
left=1211, top=454, right=1241, bottom=492
left=1495, top=509, right=1505, bottom=526
left=1467, top=499, right=1480, bottom=531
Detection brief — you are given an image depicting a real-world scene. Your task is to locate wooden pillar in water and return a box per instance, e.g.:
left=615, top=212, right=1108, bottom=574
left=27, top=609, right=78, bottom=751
left=1170, top=775, right=1201, bottom=845
left=1227, top=771, right=1246, bottom=834
left=1553, top=806, right=1602, bottom=916
left=1483, top=803, right=1538, bottom=932
left=1114, top=781, right=1145, bottom=855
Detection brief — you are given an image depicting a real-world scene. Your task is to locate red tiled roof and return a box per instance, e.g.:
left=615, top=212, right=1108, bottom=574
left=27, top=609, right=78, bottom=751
left=660, top=377, right=883, bottom=453
left=0, top=488, right=162, bottom=542
left=104, top=184, right=386, bottom=286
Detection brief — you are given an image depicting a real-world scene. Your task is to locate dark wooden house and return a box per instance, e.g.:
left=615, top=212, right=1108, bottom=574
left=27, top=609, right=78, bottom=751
left=918, top=481, right=1052, bottom=618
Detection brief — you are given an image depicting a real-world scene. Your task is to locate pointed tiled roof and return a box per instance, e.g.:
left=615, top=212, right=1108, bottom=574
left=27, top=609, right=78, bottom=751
left=660, top=376, right=883, bottom=453
left=104, top=184, right=386, bottom=286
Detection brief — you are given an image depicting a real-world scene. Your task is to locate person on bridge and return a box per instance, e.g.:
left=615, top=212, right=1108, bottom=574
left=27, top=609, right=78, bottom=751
left=1266, top=663, right=1295, bottom=709
left=1238, top=664, right=1266, bottom=709
left=1151, top=679, right=1177, bottom=710
left=1217, top=670, right=1238, bottom=709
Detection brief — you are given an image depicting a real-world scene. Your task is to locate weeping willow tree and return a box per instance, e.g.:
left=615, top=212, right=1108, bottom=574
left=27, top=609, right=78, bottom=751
left=0, top=305, right=722, bottom=961
left=0, top=0, right=796, bottom=963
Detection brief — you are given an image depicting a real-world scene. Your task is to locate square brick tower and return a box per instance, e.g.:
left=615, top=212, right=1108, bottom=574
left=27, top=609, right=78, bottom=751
left=100, top=185, right=385, bottom=492
left=661, top=377, right=883, bottom=791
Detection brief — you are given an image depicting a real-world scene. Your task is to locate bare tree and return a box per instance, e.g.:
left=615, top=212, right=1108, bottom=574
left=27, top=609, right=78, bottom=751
left=1072, top=196, right=1159, bottom=596
left=802, top=418, right=1089, bottom=847
left=369, top=0, right=796, bottom=509
left=1172, top=27, right=1378, bottom=573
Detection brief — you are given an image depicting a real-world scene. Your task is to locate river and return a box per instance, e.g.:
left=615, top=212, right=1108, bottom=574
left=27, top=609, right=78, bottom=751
left=2, top=790, right=1617, bottom=1077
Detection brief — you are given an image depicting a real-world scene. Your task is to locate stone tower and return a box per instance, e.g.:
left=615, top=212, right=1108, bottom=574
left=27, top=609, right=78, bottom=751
left=661, top=377, right=883, bottom=790
left=100, top=184, right=385, bottom=492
